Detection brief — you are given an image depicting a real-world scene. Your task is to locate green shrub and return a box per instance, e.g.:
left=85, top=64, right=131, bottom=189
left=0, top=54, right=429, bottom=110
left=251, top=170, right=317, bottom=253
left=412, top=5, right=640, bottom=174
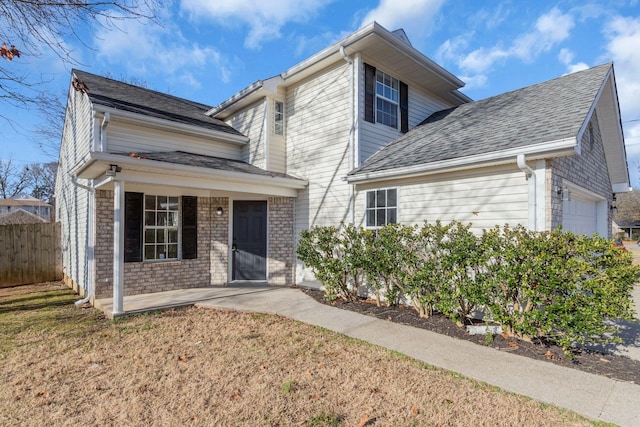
left=296, top=221, right=639, bottom=353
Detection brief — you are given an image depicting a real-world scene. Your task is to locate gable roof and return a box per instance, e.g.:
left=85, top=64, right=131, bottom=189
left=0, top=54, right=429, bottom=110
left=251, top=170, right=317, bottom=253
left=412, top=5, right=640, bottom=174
left=0, top=208, right=48, bottom=225
left=208, top=21, right=471, bottom=119
left=71, top=70, right=244, bottom=139
left=348, top=63, right=625, bottom=185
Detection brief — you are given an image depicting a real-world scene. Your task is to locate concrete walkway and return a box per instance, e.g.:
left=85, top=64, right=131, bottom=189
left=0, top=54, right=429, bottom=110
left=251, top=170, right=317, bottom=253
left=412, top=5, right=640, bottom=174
left=96, top=285, right=640, bottom=427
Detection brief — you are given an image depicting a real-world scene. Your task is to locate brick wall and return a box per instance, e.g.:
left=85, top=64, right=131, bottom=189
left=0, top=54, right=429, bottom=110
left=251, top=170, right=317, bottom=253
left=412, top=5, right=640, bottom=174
left=268, top=197, right=295, bottom=286
left=210, top=197, right=229, bottom=285
left=94, top=190, right=215, bottom=298
left=549, top=112, right=612, bottom=235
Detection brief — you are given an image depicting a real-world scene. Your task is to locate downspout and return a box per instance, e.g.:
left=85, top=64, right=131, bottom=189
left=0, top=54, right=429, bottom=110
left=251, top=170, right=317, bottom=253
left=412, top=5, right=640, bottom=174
left=71, top=176, right=95, bottom=306
left=100, top=112, right=110, bottom=152
left=517, top=154, right=537, bottom=231
left=339, top=45, right=356, bottom=224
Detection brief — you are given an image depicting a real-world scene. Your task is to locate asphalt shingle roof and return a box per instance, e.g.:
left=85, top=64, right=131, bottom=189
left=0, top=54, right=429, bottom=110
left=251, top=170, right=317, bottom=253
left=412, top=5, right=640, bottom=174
left=113, top=151, right=302, bottom=181
left=72, top=70, right=243, bottom=137
left=350, top=63, right=612, bottom=176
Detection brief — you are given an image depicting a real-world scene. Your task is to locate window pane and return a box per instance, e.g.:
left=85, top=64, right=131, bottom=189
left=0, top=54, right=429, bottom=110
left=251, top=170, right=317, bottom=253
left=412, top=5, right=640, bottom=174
left=145, top=211, right=156, bottom=226
left=167, top=211, right=178, bottom=227
left=168, top=197, right=179, bottom=211
left=145, top=195, right=156, bottom=210
left=168, top=228, right=178, bottom=243
left=387, top=189, right=397, bottom=207
left=388, top=208, right=397, bottom=224
left=376, top=209, right=386, bottom=226
left=367, top=191, right=376, bottom=209
left=157, top=229, right=166, bottom=243
left=144, top=245, right=155, bottom=260
left=157, top=196, right=168, bottom=210
left=366, top=209, right=376, bottom=227
left=145, top=229, right=155, bottom=244
left=157, top=212, right=167, bottom=226
left=157, top=246, right=166, bottom=260
left=168, top=244, right=178, bottom=259
left=376, top=190, right=386, bottom=207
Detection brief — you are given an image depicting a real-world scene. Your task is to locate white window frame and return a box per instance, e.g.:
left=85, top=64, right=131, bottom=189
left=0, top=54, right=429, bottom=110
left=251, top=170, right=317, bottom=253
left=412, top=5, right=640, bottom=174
left=274, top=100, right=284, bottom=135
left=375, top=70, right=399, bottom=129
left=365, top=188, right=398, bottom=228
left=144, top=195, right=180, bottom=261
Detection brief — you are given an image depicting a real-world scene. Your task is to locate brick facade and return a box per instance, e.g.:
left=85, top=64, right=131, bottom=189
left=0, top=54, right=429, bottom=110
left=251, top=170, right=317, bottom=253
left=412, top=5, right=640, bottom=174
left=95, top=190, right=213, bottom=298
left=548, top=112, right=613, bottom=235
left=268, top=197, right=295, bottom=286
left=93, top=191, right=295, bottom=298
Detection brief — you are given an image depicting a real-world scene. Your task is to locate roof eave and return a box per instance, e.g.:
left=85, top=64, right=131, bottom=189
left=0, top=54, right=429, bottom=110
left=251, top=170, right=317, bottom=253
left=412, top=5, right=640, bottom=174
left=347, top=138, right=578, bottom=184
left=73, top=152, right=308, bottom=190
left=211, top=22, right=467, bottom=118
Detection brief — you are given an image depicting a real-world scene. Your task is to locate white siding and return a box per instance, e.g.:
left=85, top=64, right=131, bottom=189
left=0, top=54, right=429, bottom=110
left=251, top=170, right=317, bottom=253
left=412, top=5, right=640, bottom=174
left=287, top=62, right=353, bottom=234
left=106, top=121, right=243, bottom=160
left=354, top=166, right=529, bottom=234
left=55, top=87, right=94, bottom=294
left=226, top=99, right=267, bottom=168
left=357, top=60, right=454, bottom=165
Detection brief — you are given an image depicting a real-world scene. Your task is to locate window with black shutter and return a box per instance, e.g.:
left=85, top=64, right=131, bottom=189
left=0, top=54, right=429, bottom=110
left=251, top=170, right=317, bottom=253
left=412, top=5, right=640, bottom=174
left=181, top=196, right=197, bottom=259
left=364, top=63, right=408, bottom=133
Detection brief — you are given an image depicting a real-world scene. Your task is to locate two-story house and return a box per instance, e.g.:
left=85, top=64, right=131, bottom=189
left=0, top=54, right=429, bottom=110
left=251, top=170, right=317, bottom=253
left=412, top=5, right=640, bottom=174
left=55, top=22, right=629, bottom=314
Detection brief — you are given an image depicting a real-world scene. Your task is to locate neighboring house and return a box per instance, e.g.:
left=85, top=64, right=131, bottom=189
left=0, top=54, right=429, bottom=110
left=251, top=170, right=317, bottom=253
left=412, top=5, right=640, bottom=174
left=55, top=22, right=629, bottom=314
left=0, top=208, right=48, bottom=225
left=0, top=197, right=51, bottom=222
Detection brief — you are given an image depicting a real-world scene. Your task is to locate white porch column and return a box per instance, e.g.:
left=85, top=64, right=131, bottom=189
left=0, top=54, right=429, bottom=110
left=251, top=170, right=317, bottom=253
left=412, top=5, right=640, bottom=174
left=113, top=179, right=125, bottom=315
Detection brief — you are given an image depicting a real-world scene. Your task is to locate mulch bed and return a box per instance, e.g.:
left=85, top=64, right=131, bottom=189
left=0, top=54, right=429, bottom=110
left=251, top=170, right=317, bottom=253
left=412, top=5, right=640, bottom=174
left=302, top=288, right=640, bottom=385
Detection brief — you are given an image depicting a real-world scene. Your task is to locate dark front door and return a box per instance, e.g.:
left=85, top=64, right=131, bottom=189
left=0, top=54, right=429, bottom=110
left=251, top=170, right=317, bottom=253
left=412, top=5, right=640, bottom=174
left=232, top=201, right=267, bottom=281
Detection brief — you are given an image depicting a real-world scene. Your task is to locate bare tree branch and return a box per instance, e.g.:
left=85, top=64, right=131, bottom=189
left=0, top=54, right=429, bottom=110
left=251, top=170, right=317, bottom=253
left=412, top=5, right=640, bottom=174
left=0, top=0, right=161, bottom=107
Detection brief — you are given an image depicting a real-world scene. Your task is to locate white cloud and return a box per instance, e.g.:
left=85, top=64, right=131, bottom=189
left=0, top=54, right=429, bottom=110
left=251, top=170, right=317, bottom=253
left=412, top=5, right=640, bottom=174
left=92, top=11, right=233, bottom=87
left=438, top=7, right=575, bottom=87
left=360, top=0, right=446, bottom=41
left=604, top=15, right=640, bottom=185
left=558, top=48, right=589, bottom=74
left=604, top=15, right=640, bottom=121
left=180, top=0, right=334, bottom=49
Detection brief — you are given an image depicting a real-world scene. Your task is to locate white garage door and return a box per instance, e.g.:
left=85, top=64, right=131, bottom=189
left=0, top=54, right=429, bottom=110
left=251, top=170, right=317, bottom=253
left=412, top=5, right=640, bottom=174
left=562, top=193, right=598, bottom=235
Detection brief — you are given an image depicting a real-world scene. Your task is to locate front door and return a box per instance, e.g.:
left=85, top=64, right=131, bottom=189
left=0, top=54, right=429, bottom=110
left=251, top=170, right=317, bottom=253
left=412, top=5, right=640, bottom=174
left=232, top=201, right=267, bottom=281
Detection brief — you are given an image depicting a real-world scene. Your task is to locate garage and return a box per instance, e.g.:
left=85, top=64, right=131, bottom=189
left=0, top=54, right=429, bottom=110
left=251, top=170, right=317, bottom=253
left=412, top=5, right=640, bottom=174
left=562, top=187, right=607, bottom=236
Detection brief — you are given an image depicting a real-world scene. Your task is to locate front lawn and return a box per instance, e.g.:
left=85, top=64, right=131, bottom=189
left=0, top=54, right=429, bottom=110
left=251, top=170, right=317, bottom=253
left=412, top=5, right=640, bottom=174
left=0, top=283, right=596, bottom=426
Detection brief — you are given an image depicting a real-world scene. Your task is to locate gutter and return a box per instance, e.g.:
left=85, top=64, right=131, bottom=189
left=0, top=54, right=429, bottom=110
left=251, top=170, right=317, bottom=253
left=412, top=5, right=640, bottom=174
left=517, top=154, right=537, bottom=231
left=75, top=151, right=308, bottom=190
left=70, top=176, right=95, bottom=306
left=100, top=112, right=110, bottom=151
left=347, top=137, right=577, bottom=184
left=339, top=45, right=356, bottom=224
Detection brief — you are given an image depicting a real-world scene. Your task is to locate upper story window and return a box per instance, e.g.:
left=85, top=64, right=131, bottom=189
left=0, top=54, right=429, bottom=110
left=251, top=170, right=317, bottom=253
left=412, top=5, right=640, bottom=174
left=376, top=70, right=399, bottom=128
left=364, top=63, right=408, bottom=133
left=274, top=100, right=284, bottom=135
left=366, top=188, right=397, bottom=228
left=144, top=195, right=179, bottom=260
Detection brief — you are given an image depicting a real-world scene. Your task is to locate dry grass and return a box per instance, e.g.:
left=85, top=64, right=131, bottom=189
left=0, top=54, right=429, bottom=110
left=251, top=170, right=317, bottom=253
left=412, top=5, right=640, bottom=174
left=0, top=283, right=602, bottom=426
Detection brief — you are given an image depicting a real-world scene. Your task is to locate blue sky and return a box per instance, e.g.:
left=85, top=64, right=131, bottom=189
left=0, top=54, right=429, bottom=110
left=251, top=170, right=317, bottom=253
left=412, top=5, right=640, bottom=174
left=2, top=0, right=640, bottom=186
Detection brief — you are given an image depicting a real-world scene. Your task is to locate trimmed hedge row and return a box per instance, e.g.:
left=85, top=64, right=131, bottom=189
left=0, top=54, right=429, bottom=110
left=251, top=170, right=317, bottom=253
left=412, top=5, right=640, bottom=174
left=297, top=221, right=639, bottom=352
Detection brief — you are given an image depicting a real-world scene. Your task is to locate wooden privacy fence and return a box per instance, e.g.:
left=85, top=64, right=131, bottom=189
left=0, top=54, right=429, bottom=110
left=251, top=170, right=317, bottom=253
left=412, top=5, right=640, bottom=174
left=0, top=223, right=62, bottom=287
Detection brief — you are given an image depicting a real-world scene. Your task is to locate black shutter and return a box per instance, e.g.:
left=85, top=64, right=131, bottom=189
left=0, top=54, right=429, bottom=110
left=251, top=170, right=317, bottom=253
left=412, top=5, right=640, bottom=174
left=124, top=192, right=143, bottom=263
left=182, top=196, right=197, bottom=259
left=364, top=63, right=376, bottom=123
left=400, top=81, right=408, bottom=133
